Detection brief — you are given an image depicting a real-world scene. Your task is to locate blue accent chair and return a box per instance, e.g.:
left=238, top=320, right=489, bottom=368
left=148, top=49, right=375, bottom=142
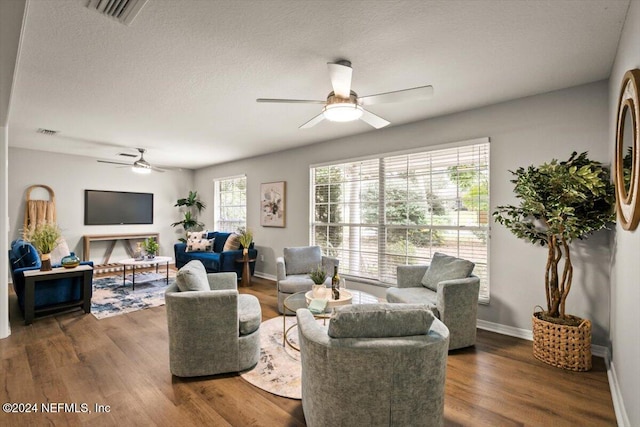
left=174, top=232, right=257, bottom=279
left=8, top=239, right=94, bottom=317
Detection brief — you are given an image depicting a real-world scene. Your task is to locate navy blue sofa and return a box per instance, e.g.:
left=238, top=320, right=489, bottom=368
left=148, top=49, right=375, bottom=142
left=174, top=231, right=257, bottom=279
left=8, top=239, right=94, bottom=314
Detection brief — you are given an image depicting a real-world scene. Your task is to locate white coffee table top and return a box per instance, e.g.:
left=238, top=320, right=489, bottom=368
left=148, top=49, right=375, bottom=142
left=118, top=256, right=173, bottom=266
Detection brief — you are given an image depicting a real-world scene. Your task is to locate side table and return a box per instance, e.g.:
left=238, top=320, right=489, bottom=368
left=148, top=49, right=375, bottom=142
left=235, top=256, right=256, bottom=287
left=23, top=265, right=93, bottom=325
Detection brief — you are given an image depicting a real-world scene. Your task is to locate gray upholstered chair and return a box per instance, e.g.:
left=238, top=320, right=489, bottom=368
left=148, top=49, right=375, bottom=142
left=386, top=252, right=480, bottom=350
left=165, top=261, right=261, bottom=377
left=297, top=304, right=449, bottom=427
left=276, top=246, right=339, bottom=314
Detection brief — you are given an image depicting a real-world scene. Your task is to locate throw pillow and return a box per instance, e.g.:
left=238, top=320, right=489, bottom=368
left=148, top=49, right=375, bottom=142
left=421, top=252, right=475, bottom=291
left=187, top=230, right=209, bottom=241
left=176, top=260, right=210, bottom=292
left=50, top=237, right=71, bottom=266
left=185, top=238, right=214, bottom=253
left=222, top=233, right=241, bottom=251
left=328, top=304, right=435, bottom=338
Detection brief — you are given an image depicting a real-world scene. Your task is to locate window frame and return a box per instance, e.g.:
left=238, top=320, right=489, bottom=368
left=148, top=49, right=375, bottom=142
left=213, top=174, right=247, bottom=233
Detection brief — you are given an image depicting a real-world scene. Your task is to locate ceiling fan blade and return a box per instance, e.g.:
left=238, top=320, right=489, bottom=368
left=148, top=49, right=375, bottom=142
left=360, top=108, right=390, bottom=129
left=151, top=166, right=166, bottom=173
left=97, top=160, right=131, bottom=166
left=256, top=98, right=325, bottom=104
left=359, top=85, right=434, bottom=106
left=299, top=112, right=325, bottom=129
left=327, top=62, right=353, bottom=98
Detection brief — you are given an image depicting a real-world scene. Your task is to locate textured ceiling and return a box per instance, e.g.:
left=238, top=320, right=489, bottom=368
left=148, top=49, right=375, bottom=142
left=5, top=0, right=630, bottom=169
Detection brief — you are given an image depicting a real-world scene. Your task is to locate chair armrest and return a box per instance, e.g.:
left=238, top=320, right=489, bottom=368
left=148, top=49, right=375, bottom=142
left=296, top=308, right=330, bottom=346
left=396, top=265, right=429, bottom=288
left=276, top=257, right=286, bottom=281
left=207, top=272, right=238, bottom=291
left=321, top=256, right=339, bottom=275
left=436, top=276, right=480, bottom=324
left=174, top=243, right=187, bottom=254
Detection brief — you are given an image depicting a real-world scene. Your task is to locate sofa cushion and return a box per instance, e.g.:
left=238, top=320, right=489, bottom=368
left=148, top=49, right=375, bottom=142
left=213, top=233, right=230, bottom=252
left=386, top=287, right=438, bottom=316
left=421, top=252, right=475, bottom=291
left=283, top=246, right=322, bottom=275
left=187, top=230, right=209, bottom=241
left=50, top=237, right=71, bottom=266
left=223, top=233, right=241, bottom=251
left=328, top=303, right=435, bottom=338
left=238, top=294, right=261, bottom=336
left=185, top=239, right=214, bottom=253
left=278, top=275, right=316, bottom=293
left=176, top=260, right=210, bottom=292
left=11, top=240, right=40, bottom=269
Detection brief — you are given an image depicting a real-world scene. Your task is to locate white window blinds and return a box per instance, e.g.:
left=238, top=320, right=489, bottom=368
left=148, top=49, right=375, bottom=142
left=310, top=140, right=490, bottom=300
left=214, top=175, right=247, bottom=232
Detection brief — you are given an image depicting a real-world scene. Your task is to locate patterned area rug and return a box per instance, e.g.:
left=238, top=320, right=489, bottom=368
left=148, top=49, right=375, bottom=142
left=240, top=316, right=328, bottom=400
left=91, top=272, right=175, bottom=319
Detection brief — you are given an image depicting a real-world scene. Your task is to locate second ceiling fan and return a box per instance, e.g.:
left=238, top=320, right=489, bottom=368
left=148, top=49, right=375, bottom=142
left=257, top=60, right=433, bottom=129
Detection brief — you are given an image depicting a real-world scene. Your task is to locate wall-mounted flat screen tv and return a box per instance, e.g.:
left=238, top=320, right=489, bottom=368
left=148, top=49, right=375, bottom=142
left=84, top=190, right=154, bottom=225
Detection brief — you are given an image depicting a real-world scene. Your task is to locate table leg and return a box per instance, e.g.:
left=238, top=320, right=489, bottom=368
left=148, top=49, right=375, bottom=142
left=123, top=265, right=126, bottom=286
left=132, top=264, right=136, bottom=290
left=283, top=313, right=286, bottom=347
left=166, top=262, right=169, bottom=284
left=82, top=270, right=92, bottom=313
left=24, top=277, right=35, bottom=325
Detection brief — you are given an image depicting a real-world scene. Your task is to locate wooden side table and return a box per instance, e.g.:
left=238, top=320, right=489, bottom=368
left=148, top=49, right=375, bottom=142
left=236, top=256, right=256, bottom=287
left=22, top=265, right=93, bottom=325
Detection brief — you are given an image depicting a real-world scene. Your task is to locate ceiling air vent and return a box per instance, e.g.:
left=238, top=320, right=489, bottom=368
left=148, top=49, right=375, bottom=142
left=86, top=0, right=149, bottom=26
left=37, top=128, right=58, bottom=136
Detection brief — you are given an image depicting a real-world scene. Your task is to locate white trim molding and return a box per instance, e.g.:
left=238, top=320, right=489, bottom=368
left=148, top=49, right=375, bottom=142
left=607, top=359, right=631, bottom=427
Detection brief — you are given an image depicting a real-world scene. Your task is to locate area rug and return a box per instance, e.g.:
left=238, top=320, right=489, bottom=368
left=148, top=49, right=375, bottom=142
left=91, top=272, right=175, bottom=319
left=240, top=316, right=328, bottom=400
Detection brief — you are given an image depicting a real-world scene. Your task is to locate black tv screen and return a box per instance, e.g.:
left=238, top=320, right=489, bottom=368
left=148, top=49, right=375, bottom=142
left=84, top=190, right=154, bottom=225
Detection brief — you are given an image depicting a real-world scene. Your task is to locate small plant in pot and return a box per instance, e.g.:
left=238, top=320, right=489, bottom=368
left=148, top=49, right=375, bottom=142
left=24, top=223, right=61, bottom=271
left=144, top=237, right=159, bottom=259
left=237, top=226, right=253, bottom=257
left=309, top=265, right=327, bottom=298
left=493, top=151, right=615, bottom=371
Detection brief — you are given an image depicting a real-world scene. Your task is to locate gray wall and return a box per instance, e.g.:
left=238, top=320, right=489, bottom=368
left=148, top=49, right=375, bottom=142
left=8, top=148, right=194, bottom=263
left=609, top=1, right=640, bottom=425
left=195, top=80, right=612, bottom=346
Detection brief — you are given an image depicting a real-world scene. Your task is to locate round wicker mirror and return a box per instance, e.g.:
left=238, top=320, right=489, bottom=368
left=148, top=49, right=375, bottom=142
left=615, top=69, right=640, bottom=230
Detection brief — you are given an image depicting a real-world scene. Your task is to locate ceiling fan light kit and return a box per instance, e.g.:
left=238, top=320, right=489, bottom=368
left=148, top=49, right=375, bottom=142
left=132, top=164, right=152, bottom=174
left=257, top=59, right=433, bottom=130
left=97, top=148, right=166, bottom=173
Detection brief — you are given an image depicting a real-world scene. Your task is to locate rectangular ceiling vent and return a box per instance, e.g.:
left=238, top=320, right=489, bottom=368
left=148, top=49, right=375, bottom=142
left=86, top=0, right=149, bottom=26
left=37, top=128, right=58, bottom=136
left=118, top=152, right=138, bottom=158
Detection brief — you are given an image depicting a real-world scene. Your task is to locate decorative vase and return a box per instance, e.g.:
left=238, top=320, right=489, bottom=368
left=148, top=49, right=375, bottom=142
left=134, top=242, right=144, bottom=261
left=312, top=284, right=326, bottom=299
left=61, top=252, right=80, bottom=268
left=40, top=253, right=52, bottom=271
left=147, top=254, right=155, bottom=260
left=243, top=248, right=249, bottom=256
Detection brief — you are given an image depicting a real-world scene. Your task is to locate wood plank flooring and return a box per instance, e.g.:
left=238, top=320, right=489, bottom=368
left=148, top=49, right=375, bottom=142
left=1, top=276, right=616, bottom=426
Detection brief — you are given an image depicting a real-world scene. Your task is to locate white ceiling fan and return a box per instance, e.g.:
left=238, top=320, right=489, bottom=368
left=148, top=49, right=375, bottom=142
left=97, top=148, right=166, bottom=173
left=257, top=60, right=433, bottom=129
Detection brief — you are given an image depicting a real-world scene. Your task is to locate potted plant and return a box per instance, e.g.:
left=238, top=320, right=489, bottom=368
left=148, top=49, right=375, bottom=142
left=171, top=190, right=206, bottom=242
left=493, top=151, right=615, bottom=371
left=24, top=223, right=61, bottom=271
left=144, top=237, right=159, bottom=259
left=309, top=265, right=327, bottom=298
left=237, top=226, right=253, bottom=257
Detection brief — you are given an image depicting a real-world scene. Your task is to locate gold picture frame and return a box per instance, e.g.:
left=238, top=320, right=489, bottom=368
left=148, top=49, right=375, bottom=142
left=260, top=181, right=286, bottom=227
left=615, top=69, right=640, bottom=231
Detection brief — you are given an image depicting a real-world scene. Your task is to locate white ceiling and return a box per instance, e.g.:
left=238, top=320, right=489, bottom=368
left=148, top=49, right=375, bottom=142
left=5, top=0, right=630, bottom=170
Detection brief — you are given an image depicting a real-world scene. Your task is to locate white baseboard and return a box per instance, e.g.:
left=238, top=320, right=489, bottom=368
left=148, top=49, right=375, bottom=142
left=607, top=359, right=631, bottom=427
left=476, top=319, right=608, bottom=357
left=254, top=271, right=276, bottom=281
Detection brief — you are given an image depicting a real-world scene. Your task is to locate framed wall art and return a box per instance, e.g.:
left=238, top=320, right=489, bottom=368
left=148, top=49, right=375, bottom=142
left=260, top=181, right=286, bottom=227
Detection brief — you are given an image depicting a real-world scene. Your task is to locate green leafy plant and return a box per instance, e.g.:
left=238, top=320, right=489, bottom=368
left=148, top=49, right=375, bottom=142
left=493, top=151, right=615, bottom=321
left=309, top=265, right=327, bottom=285
left=237, top=226, right=253, bottom=248
left=24, top=223, right=61, bottom=254
left=172, top=190, right=206, bottom=242
left=144, top=237, right=159, bottom=255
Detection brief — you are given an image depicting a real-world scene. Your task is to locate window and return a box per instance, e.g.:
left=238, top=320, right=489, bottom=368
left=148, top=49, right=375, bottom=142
left=214, top=175, right=247, bottom=232
left=310, top=139, right=490, bottom=300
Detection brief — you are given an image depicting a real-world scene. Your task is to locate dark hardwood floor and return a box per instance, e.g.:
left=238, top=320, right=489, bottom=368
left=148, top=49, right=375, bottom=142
left=1, top=275, right=616, bottom=426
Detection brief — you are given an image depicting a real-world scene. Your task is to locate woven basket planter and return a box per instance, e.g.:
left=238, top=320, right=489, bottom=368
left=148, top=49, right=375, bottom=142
left=532, top=311, right=592, bottom=372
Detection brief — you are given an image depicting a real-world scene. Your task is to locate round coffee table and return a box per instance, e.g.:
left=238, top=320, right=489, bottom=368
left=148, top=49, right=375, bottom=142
left=282, top=289, right=379, bottom=350
left=117, top=256, right=173, bottom=290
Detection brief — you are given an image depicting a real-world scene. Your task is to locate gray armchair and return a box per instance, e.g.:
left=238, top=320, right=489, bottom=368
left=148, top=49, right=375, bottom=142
left=297, top=304, right=449, bottom=427
left=386, top=254, right=480, bottom=350
left=165, top=261, right=261, bottom=377
left=276, top=246, right=339, bottom=314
